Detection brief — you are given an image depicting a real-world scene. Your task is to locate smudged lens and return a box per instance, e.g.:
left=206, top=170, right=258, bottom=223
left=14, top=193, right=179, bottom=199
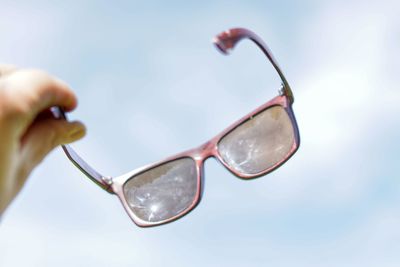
left=123, top=158, right=198, bottom=223
left=218, top=106, right=295, bottom=175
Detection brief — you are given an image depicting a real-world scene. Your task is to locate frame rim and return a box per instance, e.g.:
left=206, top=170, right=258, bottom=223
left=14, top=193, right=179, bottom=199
left=213, top=95, right=300, bottom=179
left=112, top=154, right=205, bottom=227
left=111, top=94, right=300, bottom=227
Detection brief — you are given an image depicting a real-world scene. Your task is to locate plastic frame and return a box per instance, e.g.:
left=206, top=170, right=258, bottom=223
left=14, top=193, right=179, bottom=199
left=52, top=27, right=300, bottom=227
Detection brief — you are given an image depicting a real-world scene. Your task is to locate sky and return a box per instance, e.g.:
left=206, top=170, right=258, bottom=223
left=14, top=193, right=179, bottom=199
left=0, top=0, right=400, bottom=266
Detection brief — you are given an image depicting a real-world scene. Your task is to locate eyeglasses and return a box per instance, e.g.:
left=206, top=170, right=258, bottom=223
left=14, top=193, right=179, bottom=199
left=52, top=28, right=300, bottom=227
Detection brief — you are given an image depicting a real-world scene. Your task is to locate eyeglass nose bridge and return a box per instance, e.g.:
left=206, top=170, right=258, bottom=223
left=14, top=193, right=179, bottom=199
left=193, top=140, right=219, bottom=162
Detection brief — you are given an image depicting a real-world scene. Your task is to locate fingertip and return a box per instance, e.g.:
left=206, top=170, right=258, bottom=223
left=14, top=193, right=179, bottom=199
left=54, top=78, right=78, bottom=112
left=61, top=94, right=78, bottom=113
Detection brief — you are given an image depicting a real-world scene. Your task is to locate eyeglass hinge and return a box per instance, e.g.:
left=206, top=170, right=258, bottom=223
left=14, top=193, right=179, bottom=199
left=102, top=176, right=113, bottom=186
left=279, top=84, right=285, bottom=96
left=279, top=82, right=294, bottom=103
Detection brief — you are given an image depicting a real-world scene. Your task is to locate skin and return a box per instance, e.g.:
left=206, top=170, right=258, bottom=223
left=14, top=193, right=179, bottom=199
left=0, top=64, right=86, bottom=215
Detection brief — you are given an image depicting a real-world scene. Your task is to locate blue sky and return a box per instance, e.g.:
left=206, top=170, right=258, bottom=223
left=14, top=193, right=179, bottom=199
left=1, top=0, right=400, bottom=266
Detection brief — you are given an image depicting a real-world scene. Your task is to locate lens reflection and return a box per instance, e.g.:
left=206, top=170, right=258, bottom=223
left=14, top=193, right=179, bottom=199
left=218, top=105, right=295, bottom=175
left=123, top=158, right=197, bottom=223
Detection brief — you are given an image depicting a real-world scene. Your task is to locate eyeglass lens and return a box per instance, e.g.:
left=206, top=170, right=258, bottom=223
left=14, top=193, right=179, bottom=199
left=123, top=157, right=198, bottom=223
left=218, top=105, right=295, bottom=175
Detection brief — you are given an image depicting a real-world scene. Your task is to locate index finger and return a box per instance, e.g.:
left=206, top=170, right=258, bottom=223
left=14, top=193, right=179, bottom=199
left=0, top=69, right=78, bottom=132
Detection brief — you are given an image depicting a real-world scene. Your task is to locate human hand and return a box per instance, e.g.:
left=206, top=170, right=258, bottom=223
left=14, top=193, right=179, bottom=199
left=0, top=65, right=86, bottom=215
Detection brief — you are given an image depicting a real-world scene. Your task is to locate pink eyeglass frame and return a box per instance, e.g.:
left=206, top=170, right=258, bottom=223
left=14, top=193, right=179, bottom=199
left=52, top=27, right=300, bottom=227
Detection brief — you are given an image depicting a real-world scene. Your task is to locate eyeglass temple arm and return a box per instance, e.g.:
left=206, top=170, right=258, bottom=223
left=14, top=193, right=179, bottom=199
left=51, top=107, right=113, bottom=194
left=212, top=28, right=294, bottom=103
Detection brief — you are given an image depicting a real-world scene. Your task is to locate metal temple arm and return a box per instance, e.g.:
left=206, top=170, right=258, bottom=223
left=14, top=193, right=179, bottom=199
left=212, top=28, right=294, bottom=103
left=51, top=107, right=113, bottom=194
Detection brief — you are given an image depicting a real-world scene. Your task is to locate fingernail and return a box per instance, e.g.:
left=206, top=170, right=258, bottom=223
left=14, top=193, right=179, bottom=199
left=68, top=123, right=86, bottom=140
left=69, top=128, right=85, bottom=140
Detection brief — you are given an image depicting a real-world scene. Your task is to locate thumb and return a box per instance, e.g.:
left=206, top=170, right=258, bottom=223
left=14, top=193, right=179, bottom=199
left=19, top=119, right=86, bottom=178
